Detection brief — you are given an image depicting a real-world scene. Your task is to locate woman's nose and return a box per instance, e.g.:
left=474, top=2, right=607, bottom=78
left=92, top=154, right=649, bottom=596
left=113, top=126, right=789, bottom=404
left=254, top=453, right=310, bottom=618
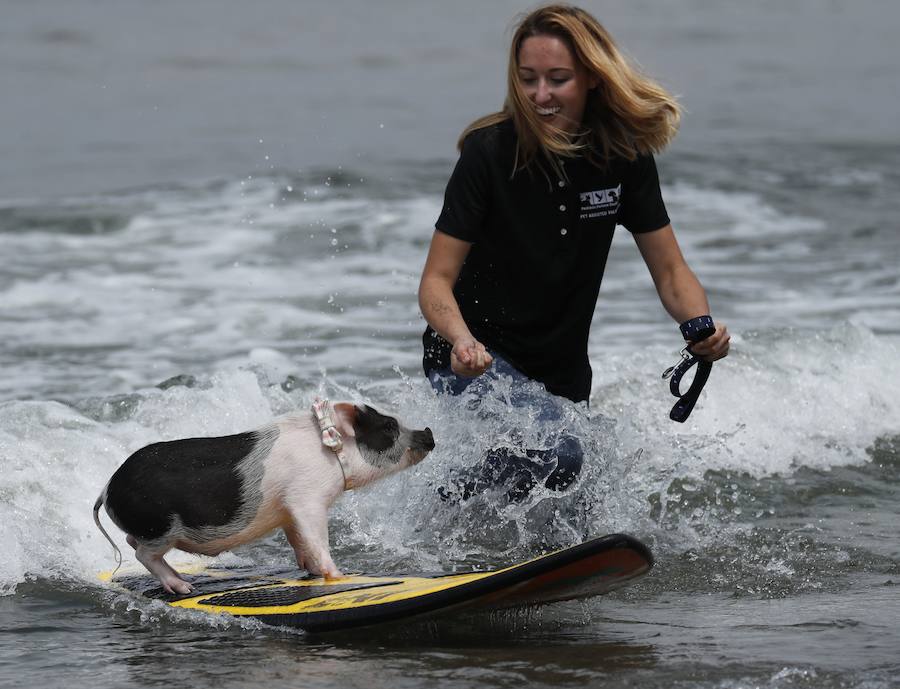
left=534, top=80, right=552, bottom=103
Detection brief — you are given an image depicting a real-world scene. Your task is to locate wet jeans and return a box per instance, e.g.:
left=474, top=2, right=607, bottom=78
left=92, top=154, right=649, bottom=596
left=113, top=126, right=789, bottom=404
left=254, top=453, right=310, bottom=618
left=428, top=355, right=584, bottom=502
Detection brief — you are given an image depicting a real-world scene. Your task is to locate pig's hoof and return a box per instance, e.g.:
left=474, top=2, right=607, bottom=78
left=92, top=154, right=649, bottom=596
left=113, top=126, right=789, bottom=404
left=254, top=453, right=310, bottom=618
left=162, top=578, right=194, bottom=595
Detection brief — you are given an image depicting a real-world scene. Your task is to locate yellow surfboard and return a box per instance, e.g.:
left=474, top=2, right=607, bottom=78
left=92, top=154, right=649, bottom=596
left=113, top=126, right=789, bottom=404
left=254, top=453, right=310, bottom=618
left=101, top=533, right=652, bottom=632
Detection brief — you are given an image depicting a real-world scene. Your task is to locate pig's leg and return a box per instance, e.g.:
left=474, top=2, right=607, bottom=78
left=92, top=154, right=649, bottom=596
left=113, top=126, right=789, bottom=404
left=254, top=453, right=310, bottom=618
left=283, top=527, right=307, bottom=571
left=284, top=506, right=341, bottom=579
left=127, top=534, right=192, bottom=585
left=132, top=542, right=194, bottom=595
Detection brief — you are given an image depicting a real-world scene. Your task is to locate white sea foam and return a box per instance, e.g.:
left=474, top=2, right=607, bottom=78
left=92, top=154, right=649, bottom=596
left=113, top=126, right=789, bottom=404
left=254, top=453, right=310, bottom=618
left=664, top=182, right=825, bottom=241
left=3, top=171, right=895, bottom=403
left=2, top=318, right=894, bottom=594
left=592, top=324, right=900, bottom=480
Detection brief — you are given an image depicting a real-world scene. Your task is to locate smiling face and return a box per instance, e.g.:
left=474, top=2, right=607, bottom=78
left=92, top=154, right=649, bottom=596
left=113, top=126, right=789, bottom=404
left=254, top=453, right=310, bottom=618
left=516, top=34, right=598, bottom=135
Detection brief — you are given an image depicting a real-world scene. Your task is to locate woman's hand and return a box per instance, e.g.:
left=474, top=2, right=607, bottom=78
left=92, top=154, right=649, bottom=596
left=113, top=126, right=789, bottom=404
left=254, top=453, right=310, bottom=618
left=450, top=337, right=493, bottom=377
left=689, top=322, right=730, bottom=362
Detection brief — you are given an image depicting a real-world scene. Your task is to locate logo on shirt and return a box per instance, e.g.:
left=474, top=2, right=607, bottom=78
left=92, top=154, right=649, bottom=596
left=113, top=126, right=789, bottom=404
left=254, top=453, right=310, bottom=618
left=580, top=185, right=621, bottom=220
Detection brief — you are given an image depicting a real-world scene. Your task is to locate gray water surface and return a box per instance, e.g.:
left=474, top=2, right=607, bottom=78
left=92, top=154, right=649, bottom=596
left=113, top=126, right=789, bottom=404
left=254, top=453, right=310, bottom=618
left=2, top=2, right=899, bottom=689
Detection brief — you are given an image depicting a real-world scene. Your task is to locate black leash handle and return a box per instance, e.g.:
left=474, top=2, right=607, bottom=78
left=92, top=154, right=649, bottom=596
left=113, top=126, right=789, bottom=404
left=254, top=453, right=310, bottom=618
left=663, top=316, right=716, bottom=423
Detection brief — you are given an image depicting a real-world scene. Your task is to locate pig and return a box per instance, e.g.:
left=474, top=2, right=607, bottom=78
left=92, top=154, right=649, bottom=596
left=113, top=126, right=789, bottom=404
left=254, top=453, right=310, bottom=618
left=93, top=400, right=434, bottom=594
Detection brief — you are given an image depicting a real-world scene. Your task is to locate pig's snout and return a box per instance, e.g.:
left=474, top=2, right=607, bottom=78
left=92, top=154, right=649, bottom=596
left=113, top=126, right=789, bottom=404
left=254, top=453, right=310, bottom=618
left=408, top=427, right=435, bottom=463
left=415, top=427, right=435, bottom=452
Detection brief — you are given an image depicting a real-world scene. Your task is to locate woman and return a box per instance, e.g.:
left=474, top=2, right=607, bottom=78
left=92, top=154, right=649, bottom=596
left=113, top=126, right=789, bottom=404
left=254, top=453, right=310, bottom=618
left=418, top=4, right=730, bottom=501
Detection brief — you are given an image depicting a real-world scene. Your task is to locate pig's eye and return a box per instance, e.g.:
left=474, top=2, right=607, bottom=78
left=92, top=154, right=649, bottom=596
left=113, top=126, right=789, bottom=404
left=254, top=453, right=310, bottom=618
left=355, top=406, right=401, bottom=452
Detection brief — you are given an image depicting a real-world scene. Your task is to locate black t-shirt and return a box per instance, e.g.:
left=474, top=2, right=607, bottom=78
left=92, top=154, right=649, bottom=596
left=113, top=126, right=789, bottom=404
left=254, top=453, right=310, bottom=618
left=423, top=120, right=670, bottom=402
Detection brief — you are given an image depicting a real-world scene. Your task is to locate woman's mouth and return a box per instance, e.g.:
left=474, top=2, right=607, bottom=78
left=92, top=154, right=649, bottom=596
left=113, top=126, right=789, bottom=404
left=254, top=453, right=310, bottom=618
left=536, top=106, right=560, bottom=117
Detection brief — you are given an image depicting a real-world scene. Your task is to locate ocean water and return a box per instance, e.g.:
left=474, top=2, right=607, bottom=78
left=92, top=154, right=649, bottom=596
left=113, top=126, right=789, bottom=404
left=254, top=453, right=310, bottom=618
left=2, top=2, right=899, bottom=688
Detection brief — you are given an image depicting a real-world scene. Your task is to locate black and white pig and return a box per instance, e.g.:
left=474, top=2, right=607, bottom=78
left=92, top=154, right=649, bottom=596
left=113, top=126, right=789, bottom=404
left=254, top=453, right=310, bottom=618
left=93, top=401, right=434, bottom=594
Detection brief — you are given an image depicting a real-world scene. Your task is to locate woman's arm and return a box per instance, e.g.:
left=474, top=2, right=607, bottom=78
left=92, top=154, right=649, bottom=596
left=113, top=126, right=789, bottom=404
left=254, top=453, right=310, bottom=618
left=418, top=230, right=493, bottom=376
left=633, top=225, right=730, bottom=360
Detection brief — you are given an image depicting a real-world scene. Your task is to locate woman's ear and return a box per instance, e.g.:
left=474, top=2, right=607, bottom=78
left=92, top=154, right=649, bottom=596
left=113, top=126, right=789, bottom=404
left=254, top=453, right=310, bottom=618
left=331, top=402, right=358, bottom=437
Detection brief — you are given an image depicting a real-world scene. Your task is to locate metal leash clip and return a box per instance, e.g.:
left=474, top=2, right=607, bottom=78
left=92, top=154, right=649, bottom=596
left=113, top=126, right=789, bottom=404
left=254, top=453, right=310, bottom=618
left=662, top=346, right=693, bottom=380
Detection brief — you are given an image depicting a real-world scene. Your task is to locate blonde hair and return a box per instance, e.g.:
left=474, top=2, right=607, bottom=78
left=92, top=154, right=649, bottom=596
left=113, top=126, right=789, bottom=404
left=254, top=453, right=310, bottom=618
left=459, top=4, right=681, bottom=174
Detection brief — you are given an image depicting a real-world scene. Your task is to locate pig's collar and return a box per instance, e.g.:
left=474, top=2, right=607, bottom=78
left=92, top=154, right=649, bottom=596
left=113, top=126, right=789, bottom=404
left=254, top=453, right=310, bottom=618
left=312, top=398, right=353, bottom=490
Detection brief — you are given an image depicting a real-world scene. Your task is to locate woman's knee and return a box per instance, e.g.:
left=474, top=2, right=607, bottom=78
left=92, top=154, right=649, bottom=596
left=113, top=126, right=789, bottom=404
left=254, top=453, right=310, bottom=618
left=545, top=435, right=584, bottom=491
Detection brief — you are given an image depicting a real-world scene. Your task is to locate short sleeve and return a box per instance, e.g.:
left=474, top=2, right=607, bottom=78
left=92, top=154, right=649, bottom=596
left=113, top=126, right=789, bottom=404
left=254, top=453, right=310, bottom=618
left=435, top=132, right=493, bottom=243
left=618, top=154, right=670, bottom=234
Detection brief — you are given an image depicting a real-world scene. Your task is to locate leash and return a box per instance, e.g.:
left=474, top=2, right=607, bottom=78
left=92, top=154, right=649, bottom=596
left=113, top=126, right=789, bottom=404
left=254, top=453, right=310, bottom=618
left=312, top=398, right=353, bottom=489
left=662, top=315, right=716, bottom=423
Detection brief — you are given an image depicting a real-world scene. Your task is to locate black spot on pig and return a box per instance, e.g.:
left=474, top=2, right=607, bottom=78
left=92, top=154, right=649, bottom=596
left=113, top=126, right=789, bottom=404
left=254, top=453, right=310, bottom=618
left=353, top=405, right=400, bottom=454
left=104, top=431, right=269, bottom=542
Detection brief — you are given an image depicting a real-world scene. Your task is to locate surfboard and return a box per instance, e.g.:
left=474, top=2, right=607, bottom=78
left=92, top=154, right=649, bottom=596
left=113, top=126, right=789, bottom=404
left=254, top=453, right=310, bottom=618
left=100, top=533, right=652, bottom=632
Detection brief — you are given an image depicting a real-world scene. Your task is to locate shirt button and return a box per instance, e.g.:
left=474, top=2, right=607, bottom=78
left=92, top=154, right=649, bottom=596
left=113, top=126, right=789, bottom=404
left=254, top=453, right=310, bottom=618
left=559, top=204, right=566, bottom=211
left=560, top=228, right=568, bottom=236
left=558, top=180, right=565, bottom=187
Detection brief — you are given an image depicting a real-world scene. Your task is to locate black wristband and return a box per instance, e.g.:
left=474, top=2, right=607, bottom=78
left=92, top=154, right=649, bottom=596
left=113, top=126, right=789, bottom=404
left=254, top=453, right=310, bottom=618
left=679, top=315, right=715, bottom=343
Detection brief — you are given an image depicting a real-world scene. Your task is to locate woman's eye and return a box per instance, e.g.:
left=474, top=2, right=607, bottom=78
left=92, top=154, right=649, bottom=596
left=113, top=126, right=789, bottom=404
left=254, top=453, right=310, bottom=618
left=519, top=75, right=569, bottom=88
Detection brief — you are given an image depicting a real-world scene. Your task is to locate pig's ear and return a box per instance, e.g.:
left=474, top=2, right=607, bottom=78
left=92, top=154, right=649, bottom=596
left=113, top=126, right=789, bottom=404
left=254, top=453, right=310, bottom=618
left=331, top=402, right=358, bottom=438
